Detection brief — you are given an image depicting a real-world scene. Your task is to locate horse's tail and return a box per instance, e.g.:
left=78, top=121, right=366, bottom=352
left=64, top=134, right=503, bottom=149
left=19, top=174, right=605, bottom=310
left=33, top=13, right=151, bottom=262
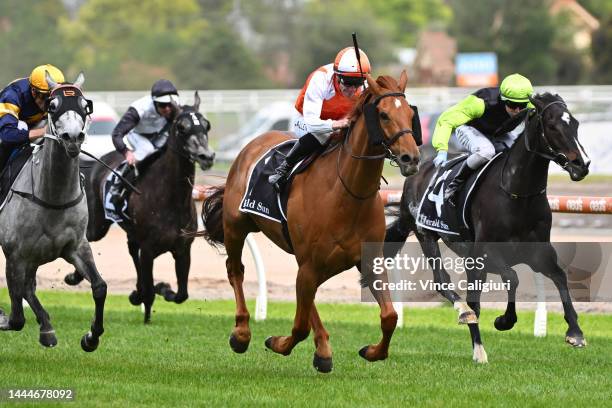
left=188, top=185, right=225, bottom=247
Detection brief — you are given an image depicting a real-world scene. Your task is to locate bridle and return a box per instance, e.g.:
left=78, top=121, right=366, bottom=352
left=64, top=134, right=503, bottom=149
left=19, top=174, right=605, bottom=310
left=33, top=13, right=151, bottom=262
left=166, top=109, right=211, bottom=162
left=525, top=100, right=589, bottom=169
left=337, top=91, right=419, bottom=199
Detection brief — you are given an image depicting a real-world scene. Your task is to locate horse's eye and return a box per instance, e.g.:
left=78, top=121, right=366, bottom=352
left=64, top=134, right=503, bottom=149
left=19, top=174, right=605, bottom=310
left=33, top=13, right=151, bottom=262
left=379, top=111, right=390, bottom=121
left=48, top=98, right=59, bottom=113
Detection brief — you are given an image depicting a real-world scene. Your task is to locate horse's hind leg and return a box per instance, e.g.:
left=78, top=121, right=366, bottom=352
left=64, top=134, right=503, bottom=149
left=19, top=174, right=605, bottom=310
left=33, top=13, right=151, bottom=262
left=64, top=240, right=107, bottom=352
left=310, top=304, right=332, bottom=373
left=265, top=263, right=317, bottom=356
left=23, top=271, right=57, bottom=347
left=527, top=244, right=585, bottom=347
left=225, top=228, right=251, bottom=353
left=155, top=244, right=191, bottom=304
left=466, top=268, right=487, bottom=363
left=137, top=249, right=156, bottom=324
left=420, top=233, right=476, bottom=324
left=0, top=259, right=27, bottom=331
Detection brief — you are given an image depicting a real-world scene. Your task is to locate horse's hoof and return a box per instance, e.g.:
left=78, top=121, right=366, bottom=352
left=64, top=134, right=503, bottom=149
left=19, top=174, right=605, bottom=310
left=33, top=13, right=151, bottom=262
left=313, top=353, right=333, bottom=373
left=358, top=345, right=370, bottom=360
left=128, top=291, right=142, bottom=306
left=458, top=311, right=478, bottom=324
left=264, top=336, right=273, bottom=350
left=229, top=334, right=249, bottom=354
left=64, top=272, right=83, bottom=286
left=80, top=332, right=99, bottom=352
left=39, top=331, right=57, bottom=348
left=566, top=335, right=587, bottom=348
left=472, top=343, right=488, bottom=364
left=0, top=312, right=9, bottom=330
left=494, top=315, right=516, bottom=331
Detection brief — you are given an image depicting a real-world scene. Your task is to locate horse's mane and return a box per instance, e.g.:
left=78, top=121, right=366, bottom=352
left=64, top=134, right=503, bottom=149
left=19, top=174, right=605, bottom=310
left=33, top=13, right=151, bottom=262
left=348, top=75, right=402, bottom=122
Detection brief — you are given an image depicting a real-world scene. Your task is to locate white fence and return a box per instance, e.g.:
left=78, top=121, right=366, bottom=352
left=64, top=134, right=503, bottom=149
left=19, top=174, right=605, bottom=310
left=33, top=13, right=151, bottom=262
left=88, top=85, right=612, bottom=117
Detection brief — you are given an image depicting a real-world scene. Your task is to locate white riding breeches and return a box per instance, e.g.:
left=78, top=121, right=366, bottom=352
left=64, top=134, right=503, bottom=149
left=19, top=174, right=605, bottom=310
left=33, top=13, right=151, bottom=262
left=455, top=123, right=523, bottom=169
left=126, top=130, right=168, bottom=161
left=292, top=115, right=332, bottom=144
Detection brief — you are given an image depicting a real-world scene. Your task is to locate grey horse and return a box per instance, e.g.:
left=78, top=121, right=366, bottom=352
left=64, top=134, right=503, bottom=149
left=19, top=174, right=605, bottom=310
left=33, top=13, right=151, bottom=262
left=0, top=72, right=107, bottom=351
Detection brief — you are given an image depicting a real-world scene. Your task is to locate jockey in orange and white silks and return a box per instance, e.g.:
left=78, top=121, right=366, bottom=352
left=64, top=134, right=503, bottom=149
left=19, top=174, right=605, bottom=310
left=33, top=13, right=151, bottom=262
left=269, top=47, right=371, bottom=191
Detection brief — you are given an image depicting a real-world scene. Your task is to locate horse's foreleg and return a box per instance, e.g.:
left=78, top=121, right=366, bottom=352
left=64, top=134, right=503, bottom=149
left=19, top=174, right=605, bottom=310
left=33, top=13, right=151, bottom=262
left=494, top=266, right=519, bottom=331
left=265, top=265, right=317, bottom=356
left=358, top=276, right=398, bottom=362
left=528, top=244, right=586, bottom=347
left=310, top=304, right=332, bottom=373
left=23, top=271, right=57, bottom=347
left=64, top=241, right=107, bottom=351
left=0, top=259, right=27, bottom=331
left=127, top=238, right=144, bottom=306
left=138, top=249, right=155, bottom=324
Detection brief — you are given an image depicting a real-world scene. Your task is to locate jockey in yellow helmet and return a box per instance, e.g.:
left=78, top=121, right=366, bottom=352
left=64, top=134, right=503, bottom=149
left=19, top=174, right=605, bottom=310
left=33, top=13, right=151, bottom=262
left=0, top=64, right=65, bottom=169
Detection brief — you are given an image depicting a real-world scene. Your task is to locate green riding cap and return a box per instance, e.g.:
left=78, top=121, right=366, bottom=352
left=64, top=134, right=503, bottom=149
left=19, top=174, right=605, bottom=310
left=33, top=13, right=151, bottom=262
left=500, top=73, right=533, bottom=103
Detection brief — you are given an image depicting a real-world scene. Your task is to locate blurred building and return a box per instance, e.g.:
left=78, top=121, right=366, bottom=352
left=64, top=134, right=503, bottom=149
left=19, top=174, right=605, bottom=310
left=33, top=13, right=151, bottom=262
left=413, top=31, right=457, bottom=86
left=550, top=0, right=600, bottom=50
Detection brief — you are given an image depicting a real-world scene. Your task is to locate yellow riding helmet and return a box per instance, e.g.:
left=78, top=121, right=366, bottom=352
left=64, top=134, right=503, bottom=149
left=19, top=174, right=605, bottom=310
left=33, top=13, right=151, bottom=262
left=29, top=64, right=65, bottom=93
left=499, top=73, right=533, bottom=103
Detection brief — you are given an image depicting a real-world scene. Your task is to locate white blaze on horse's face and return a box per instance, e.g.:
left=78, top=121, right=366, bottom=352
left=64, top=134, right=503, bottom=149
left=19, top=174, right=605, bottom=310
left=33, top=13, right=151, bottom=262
left=394, top=98, right=402, bottom=109
left=561, top=111, right=570, bottom=125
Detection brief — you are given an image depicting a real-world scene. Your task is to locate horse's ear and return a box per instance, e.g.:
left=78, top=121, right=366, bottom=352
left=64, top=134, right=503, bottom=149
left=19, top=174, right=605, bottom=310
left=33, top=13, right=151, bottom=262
left=528, top=94, right=541, bottom=109
left=366, top=74, right=382, bottom=95
left=74, top=71, right=85, bottom=88
left=193, top=91, right=201, bottom=111
left=398, top=70, right=408, bottom=93
left=45, top=71, right=58, bottom=90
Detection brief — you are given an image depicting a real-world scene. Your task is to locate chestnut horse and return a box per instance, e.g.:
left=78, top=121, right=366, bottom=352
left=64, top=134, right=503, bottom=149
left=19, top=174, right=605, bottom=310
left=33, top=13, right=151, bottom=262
left=199, top=72, right=420, bottom=372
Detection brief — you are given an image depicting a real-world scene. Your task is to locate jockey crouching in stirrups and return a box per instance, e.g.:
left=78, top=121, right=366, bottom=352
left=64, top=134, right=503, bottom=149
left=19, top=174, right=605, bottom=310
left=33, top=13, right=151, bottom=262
left=431, top=73, right=534, bottom=206
left=108, top=79, right=180, bottom=211
left=268, top=47, right=371, bottom=191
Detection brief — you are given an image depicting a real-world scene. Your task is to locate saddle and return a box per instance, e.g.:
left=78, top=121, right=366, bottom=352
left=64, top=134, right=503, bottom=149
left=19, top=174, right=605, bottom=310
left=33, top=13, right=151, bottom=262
left=416, top=153, right=501, bottom=240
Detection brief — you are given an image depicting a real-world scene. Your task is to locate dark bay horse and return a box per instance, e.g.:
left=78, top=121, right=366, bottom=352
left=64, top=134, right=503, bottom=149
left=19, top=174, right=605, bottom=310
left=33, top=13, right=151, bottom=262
left=64, top=93, right=214, bottom=323
left=199, top=72, right=420, bottom=372
left=0, top=73, right=107, bottom=351
left=385, top=93, right=590, bottom=362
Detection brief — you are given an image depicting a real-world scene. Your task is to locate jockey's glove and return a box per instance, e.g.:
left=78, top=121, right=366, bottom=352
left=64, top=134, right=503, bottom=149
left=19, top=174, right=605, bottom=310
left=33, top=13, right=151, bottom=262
left=433, top=150, right=448, bottom=168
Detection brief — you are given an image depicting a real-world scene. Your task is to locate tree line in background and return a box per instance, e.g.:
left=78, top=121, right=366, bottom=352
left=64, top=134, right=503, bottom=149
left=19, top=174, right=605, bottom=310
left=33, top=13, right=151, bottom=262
left=1, top=0, right=611, bottom=90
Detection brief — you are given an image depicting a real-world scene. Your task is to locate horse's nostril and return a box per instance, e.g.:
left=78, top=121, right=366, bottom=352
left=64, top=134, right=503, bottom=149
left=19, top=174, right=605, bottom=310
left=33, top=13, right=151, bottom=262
left=400, top=154, right=418, bottom=165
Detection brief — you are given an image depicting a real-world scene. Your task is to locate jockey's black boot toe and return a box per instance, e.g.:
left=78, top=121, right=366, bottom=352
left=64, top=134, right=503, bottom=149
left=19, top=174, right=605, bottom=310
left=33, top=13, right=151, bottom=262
left=444, top=162, right=475, bottom=206
left=268, top=161, right=291, bottom=192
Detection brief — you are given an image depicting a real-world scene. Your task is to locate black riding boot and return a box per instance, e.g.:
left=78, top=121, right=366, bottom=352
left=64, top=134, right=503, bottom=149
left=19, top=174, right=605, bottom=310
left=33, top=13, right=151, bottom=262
left=109, top=164, right=134, bottom=212
left=268, top=133, right=322, bottom=192
left=444, top=162, right=476, bottom=206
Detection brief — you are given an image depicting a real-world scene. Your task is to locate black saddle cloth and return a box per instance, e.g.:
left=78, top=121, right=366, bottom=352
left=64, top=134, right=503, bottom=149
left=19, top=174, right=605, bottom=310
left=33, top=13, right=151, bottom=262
left=0, top=145, right=34, bottom=207
left=240, top=138, right=321, bottom=249
left=416, top=153, right=501, bottom=240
